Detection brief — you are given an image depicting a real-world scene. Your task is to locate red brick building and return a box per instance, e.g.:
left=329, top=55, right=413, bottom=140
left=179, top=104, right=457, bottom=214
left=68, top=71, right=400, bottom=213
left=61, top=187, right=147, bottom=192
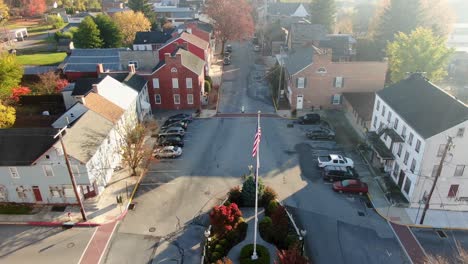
left=158, top=32, right=210, bottom=73
left=142, top=49, right=206, bottom=110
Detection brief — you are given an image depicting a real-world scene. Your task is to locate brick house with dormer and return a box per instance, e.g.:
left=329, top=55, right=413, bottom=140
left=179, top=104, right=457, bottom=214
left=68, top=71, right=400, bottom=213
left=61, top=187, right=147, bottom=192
left=142, top=48, right=205, bottom=110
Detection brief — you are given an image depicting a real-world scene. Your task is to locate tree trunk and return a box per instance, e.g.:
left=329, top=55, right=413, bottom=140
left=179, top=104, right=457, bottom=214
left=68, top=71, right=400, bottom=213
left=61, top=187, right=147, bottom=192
left=221, top=40, right=226, bottom=55
left=131, top=166, right=137, bottom=176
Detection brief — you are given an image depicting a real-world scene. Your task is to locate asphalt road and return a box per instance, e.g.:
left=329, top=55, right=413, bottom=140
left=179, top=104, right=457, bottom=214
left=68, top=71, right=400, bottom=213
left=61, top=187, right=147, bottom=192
left=104, top=40, right=410, bottom=264
left=0, top=225, right=95, bottom=264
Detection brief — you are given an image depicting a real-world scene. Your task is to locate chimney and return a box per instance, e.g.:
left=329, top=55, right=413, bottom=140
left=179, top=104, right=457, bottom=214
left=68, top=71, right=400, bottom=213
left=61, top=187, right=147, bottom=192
left=164, top=53, right=172, bottom=61
left=128, top=64, right=136, bottom=73
left=96, top=64, right=104, bottom=74
left=92, top=84, right=99, bottom=94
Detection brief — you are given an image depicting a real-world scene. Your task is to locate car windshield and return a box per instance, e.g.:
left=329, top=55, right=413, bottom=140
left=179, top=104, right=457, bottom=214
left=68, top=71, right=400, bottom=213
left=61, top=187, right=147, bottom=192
left=342, top=180, right=352, bottom=187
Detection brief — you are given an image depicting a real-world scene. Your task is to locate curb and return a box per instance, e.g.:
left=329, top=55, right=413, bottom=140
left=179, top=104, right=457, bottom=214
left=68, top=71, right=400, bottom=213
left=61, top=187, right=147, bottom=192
left=0, top=221, right=101, bottom=227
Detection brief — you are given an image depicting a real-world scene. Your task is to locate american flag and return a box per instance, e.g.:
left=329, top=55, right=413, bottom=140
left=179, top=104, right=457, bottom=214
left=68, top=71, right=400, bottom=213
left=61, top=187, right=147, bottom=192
left=252, top=127, right=262, bottom=157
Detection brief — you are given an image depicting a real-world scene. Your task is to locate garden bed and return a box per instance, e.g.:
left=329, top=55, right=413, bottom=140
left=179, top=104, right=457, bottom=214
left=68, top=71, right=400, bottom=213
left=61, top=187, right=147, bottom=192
left=0, top=203, right=34, bottom=214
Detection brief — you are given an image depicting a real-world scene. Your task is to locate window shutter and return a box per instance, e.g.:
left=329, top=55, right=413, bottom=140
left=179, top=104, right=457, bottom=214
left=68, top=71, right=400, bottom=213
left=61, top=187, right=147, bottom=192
left=331, top=95, right=334, bottom=104
left=296, top=78, right=298, bottom=88
left=338, top=94, right=342, bottom=104
left=333, top=77, right=337, bottom=87
left=304, top=78, right=307, bottom=88
left=341, top=77, right=345, bottom=88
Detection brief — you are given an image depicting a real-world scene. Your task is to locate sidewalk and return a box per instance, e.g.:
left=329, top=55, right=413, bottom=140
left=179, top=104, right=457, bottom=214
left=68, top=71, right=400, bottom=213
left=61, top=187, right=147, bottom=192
left=227, top=208, right=277, bottom=264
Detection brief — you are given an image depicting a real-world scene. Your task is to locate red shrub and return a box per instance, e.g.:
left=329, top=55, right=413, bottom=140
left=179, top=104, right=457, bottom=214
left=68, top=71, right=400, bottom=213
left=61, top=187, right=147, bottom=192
left=209, top=203, right=243, bottom=236
left=275, top=244, right=309, bottom=264
left=10, top=86, right=31, bottom=102
left=55, top=79, right=69, bottom=93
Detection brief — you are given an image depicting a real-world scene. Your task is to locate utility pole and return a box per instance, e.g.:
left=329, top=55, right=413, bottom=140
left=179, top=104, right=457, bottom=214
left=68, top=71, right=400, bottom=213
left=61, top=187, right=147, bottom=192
left=54, top=127, right=88, bottom=221
left=419, top=136, right=453, bottom=225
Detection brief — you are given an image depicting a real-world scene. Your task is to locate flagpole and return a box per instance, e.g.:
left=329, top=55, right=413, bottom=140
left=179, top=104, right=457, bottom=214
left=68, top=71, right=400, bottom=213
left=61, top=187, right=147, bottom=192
left=252, top=110, right=261, bottom=260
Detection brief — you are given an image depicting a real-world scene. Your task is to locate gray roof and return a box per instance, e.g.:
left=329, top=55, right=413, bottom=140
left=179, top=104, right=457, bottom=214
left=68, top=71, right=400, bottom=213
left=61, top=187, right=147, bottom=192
left=62, top=110, right=114, bottom=163
left=290, top=23, right=328, bottom=43
left=343, top=92, right=375, bottom=121
left=0, top=128, right=59, bottom=166
left=268, top=3, right=303, bottom=16
left=133, top=31, right=173, bottom=45
left=102, top=72, right=148, bottom=92
left=377, top=74, right=468, bottom=139
left=63, top=48, right=126, bottom=73
left=283, top=47, right=313, bottom=75
left=154, top=6, right=193, bottom=13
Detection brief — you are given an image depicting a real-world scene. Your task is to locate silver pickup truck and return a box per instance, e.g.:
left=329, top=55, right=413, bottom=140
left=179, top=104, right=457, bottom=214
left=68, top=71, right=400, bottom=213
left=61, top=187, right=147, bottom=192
left=317, top=154, right=354, bottom=168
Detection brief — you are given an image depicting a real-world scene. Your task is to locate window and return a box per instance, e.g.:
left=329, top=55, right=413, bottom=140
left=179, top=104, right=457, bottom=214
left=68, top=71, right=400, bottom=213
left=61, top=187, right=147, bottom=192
left=376, top=100, right=380, bottom=111
left=387, top=111, right=392, bottom=123
left=172, top=78, right=179, bottom=88
left=45, top=155, right=50, bottom=159
left=187, top=94, right=194, bottom=104
left=437, top=144, right=446, bottom=157
left=152, top=78, right=159, bottom=88
left=334, top=77, right=344, bottom=88
left=393, top=163, right=400, bottom=179
left=316, top=67, right=326, bottom=73
left=174, top=94, right=180, bottom=104
left=402, top=126, right=407, bottom=138
left=373, top=116, right=377, bottom=128
left=128, top=60, right=138, bottom=69
left=403, top=178, right=412, bottom=194
left=457, top=128, right=465, bottom=137
left=297, top=77, right=305, bottom=89
left=394, top=118, right=399, bottom=130
left=382, top=105, right=386, bottom=117
left=410, top=159, right=416, bottom=173
left=432, top=165, right=440, bottom=177
left=403, top=151, right=409, bottom=165
left=408, top=133, right=414, bottom=146
left=397, top=144, right=402, bottom=157
left=415, top=139, right=421, bottom=153
left=50, top=186, right=62, bottom=198
left=154, top=94, right=161, bottom=104
left=331, top=94, right=342, bottom=105
left=43, top=165, right=54, bottom=177
left=171, top=67, right=177, bottom=73
left=63, top=185, right=75, bottom=197
left=455, top=165, right=465, bottom=177
left=186, top=78, right=192, bottom=89
left=9, top=167, right=19, bottom=178
left=448, top=184, right=459, bottom=198
left=378, top=122, right=383, bottom=131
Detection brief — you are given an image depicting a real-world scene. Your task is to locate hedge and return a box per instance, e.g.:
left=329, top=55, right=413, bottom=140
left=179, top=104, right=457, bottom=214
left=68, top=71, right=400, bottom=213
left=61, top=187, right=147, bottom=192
left=239, top=244, right=270, bottom=264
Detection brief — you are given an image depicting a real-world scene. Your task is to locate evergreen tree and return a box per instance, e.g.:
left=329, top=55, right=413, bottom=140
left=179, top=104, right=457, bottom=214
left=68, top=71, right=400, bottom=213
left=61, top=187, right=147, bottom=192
left=374, top=0, right=423, bottom=44
left=74, top=16, right=103, bottom=48
left=309, top=0, right=336, bottom=33
left=94, top=14, right=123, bottom=48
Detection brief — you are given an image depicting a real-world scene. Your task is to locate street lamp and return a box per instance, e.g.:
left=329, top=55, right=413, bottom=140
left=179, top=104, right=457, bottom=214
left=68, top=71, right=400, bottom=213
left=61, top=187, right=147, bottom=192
left=203, top=226, right=211, bottom=263
left=248, top=165, right=254, bottom=176
left=299, top=229, right=307, bottom=256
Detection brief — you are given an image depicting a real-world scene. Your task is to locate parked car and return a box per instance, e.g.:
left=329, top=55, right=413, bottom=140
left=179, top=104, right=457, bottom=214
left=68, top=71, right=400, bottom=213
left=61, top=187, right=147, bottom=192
left=319, top=120, right=332, bottom=130
left=154, top=146, right=183, bottom=159
left=253, top=45, right=260, bottom=52
left=226, top=44, right=232, bottom=52
left=161, top=121, right=187, bottom=131
left=224, top=52, right=231, bottom=58
left=322, top=166, right=358, bottom=182
left=332, top=179, right=368, bottom=195
left=317, top=154, right=354, bottom=168
left=158, top=135, right=184, bottom=147
left=223, top=57, right=231, bottom=65
left=167, top=113, right=193, bottom=123
left=163, top=119, right=188, bottom=129
left=298, top=113, right=320, bottom=124
left=158, top=126, right=185, bottom=138
left=306, top=127, right=335, bottom=140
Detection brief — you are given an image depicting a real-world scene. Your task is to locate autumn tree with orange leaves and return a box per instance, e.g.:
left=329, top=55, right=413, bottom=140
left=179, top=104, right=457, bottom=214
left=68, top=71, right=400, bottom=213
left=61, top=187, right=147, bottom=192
left=204, top=0, right=254, bottom=54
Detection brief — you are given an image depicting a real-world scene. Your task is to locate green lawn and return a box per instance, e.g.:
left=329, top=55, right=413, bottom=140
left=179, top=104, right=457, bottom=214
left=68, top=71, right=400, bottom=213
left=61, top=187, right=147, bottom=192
left=0, top=204, right=34, bottom=214
left=16, top=52, right=67, bottom=66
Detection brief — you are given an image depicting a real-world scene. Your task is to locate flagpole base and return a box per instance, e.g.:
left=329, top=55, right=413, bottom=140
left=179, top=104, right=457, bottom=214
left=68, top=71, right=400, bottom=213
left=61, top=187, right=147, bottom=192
left=251, top=252, right=258, bottom=260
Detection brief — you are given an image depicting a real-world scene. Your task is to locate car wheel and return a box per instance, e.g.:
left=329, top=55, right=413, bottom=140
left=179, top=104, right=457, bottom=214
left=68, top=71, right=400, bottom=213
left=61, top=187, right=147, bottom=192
left=328, top=136, right=334, bottom=140
left=155, top=155, right=160, bottom=159
left=172, top=155, right=176, bottom=158
left=329, top=178, right=333, bottom=182
left=339, top=190, right=343, bottom=193
left=359, top=192, right=363, bottom=195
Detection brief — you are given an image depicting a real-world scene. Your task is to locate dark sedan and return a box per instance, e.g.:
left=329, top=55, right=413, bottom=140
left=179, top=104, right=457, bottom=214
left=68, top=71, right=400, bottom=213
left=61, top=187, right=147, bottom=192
left=306, top=127, right=335, bottom=140
left=158, top=136, right=184, bottom=148
left=167, top=113, right=193, bottom=123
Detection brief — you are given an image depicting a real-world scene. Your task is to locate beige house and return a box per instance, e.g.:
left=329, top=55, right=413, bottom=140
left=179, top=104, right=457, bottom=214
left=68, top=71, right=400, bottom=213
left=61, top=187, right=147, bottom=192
left=278, top=46, right=388, bottom=110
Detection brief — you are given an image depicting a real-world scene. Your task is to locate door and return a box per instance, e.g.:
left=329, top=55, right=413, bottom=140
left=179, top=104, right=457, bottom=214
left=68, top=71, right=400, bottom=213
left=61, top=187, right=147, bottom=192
left=32, top=186, right=43, bottom=202
left=296, top=95, right=303, bottom=109
left=448, top=185, right=459, bottom=198
left=398, top=170, right=405, bottom=188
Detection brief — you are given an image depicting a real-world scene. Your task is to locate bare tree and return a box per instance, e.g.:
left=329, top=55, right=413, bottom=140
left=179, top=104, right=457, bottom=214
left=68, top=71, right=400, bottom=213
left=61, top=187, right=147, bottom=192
left=426, top=241, right=468, bottom=264
left=120, top=123, right=153, bottom=176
